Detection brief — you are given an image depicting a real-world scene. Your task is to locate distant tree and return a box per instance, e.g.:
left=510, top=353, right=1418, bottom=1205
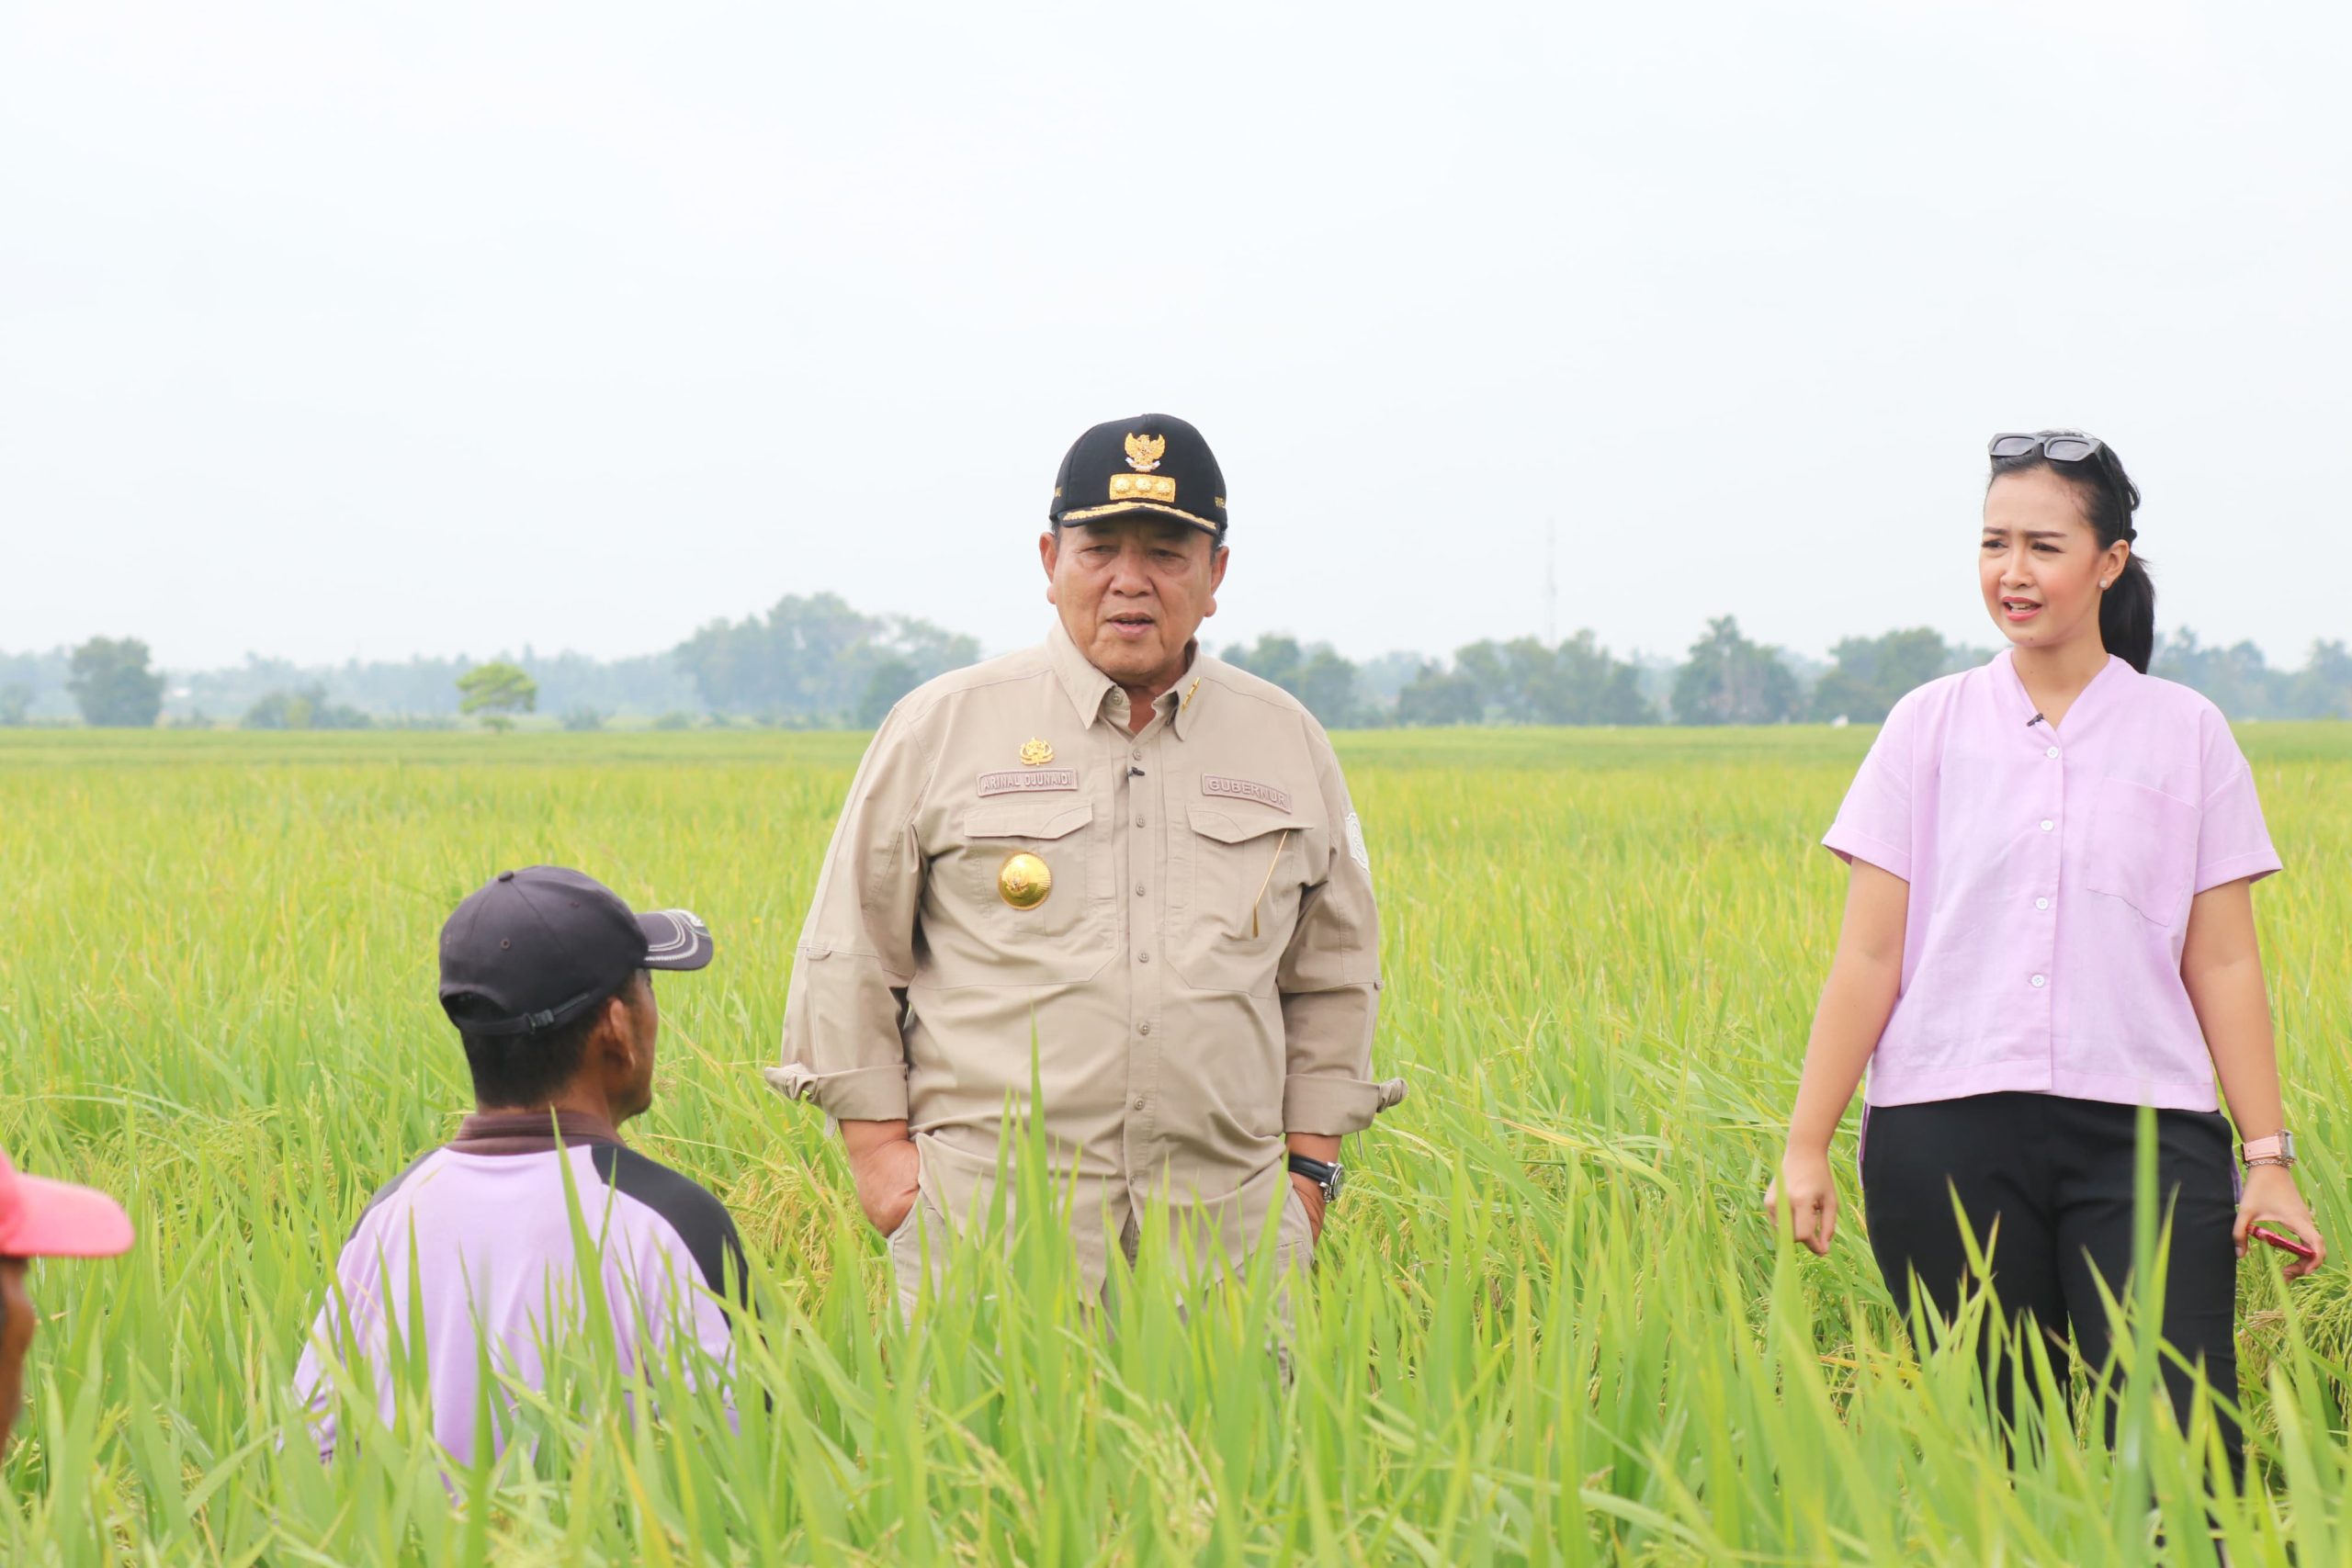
left=68, top=637, right=165, bottom=728
left=1222, top=634, right=1365, bottom=728
left=1671, top=617, right=1799, bottom=726
left=651, top=709, right=697, bottom=731
left=1808, top=627, right=1952, bottom=722
left=1395, top=660, right=1484, bottom=726
left=674, top=592, right=977, bottom=723
left=2288, top=639, right=2352, bottom=719
left=2155, top=630, right=2287, bottom=719
left=856, top=657, right=920, bottom=727
left=559, top=705, right=605, bottom=732
left=0, top=682, right=29, bottom=727
left=458, top=661, right=538, bottom=732
left=243, top=684, right=372, bottom=730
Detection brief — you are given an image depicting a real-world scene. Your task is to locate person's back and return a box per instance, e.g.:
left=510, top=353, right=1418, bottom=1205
left=294, top=866, right=741, bottom=1465
left=300, top=1111, right=741, bottom=1464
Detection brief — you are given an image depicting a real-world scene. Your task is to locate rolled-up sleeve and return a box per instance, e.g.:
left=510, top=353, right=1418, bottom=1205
left=767, top=705, right=931, bottom=1122
left=1276, top=724, right=1403, bottom=1136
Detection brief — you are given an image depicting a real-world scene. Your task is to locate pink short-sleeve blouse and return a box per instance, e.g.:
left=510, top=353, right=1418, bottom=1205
left=1824, top=649, right=2280, bottom=1111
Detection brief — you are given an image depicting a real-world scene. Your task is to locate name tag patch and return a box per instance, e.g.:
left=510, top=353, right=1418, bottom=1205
left=1202, top=774, right=1293, bottom=813
left=978, top=769, right=1080, bottom=796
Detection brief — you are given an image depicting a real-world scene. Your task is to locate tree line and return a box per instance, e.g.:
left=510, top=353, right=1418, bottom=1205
left=7, top=606, right=2352, bottom=731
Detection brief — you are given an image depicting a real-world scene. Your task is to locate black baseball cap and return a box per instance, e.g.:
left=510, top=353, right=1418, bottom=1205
left=438, top=865, right=714, bottom=1037
left=1048, top=413, right=1227, bottom=540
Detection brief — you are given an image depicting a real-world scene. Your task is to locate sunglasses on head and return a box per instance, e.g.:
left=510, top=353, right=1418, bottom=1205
left=1989, top=431, right=2103, bottom=463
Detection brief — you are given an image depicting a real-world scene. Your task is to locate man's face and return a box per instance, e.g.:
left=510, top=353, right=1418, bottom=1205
left=0, top=1258, right=33, bottom=1455
left=1042, top=518, right=1228, bottom=689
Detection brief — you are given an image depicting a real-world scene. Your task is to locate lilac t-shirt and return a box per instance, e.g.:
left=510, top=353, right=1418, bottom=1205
left=1825, top=650, right=2280, bottom=1111
left=293, top=1123, right=743, bottom=1466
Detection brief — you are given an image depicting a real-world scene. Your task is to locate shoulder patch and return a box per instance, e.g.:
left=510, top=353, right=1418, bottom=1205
left=1345, top=811, right=1370, bottom=871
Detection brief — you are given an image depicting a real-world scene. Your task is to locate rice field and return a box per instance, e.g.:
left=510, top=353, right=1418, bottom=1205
left=2, top=724, right=2347, bottom=1565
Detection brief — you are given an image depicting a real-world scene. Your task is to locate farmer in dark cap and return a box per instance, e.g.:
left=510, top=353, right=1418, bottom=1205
left=769, top=413, right=1404, bottom=1320
left=293, top=866, right=743, bottom=1464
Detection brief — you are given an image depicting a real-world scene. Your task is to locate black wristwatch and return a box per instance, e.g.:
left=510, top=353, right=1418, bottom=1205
left=1287, top=1153, right=1344, bottom=1206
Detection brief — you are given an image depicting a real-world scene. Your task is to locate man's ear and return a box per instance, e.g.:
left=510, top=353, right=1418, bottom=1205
left=1040, top=530, right=1062, bottom=605
left=593, top=993, right=637, bottom=1074
left=1204, top=543, right=1229, bottom=617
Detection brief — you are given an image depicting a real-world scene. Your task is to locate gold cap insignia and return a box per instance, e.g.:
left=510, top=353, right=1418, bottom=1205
left=1019, top=738, right=1054, bottom=766
left=1109, top=471, right=1177, bottom=503
left=1124, top=432, right=1166, bottom=473
left=998, top=852, right=1052, bottom=909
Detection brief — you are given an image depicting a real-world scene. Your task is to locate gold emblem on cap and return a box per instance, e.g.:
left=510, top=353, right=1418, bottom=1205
left=998, top=852, right=1052, bottom=909
left=1109, top=472, right=1177, bottom=502
left=1124, top=432, right=1166, bottom=473
left=1019, top=738, right=1054, bottom=766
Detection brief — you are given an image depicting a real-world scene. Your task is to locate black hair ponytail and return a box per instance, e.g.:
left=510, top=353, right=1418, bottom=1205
left=1988, top=431, right=2154, bottom=672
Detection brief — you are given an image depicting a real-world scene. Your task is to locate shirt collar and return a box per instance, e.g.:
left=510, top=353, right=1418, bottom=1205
left=1992, top=647, right=2133, bottom=735
left=1046, top=618, right=1118, bottom=727
left=449, top=1107, right=623, bottom=1155
left=1043, top=619, right=1204, bottom=739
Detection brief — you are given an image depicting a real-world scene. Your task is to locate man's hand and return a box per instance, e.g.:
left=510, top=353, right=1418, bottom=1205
left=1288, top=1171, right=1326, bottom=1241
left=840, top=1119, right=921, bottom=1236
left=1764, top=1145, right=1838, bottom=1257
left=2235, top=1163, right=2326, bottom=1281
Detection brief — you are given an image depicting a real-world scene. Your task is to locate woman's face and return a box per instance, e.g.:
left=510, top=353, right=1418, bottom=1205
left=1979, top=467, right=2131, bottom=655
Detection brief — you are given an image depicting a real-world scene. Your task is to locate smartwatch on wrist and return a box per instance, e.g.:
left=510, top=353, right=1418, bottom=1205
left=1287, top=1153, right=1344, bottom=1206
left=2242, top=1131, right=2297, bottom=1169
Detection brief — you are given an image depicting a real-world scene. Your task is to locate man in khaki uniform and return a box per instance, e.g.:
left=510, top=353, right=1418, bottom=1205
left=767, top=412, right=1403, bottom=1314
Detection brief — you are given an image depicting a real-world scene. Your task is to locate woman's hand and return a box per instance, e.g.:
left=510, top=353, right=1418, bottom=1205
left=1765, top=1145, right=1839, bottom=1256
left=2234, top=1164, right=2326, bottom=1281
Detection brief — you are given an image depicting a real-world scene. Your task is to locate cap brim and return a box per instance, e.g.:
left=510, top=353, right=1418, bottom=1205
left=1054, top=501, right=1223, bottom=539
left=639, top=909, right=714, bottom=971
left=0, top=1173, right=135, bottom=1259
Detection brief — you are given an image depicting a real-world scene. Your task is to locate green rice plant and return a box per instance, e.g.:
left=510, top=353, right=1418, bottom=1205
left=1, top=725, right=2346, bottom=1563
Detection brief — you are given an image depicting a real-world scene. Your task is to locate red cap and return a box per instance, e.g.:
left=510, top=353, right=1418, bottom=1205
left=0, top=1147, right=134, bottom=1259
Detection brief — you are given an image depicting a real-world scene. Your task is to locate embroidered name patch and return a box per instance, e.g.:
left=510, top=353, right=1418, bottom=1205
left=978, top=769, right=1079, bottom=796
left=1202, top=774, right=1292, bottom=813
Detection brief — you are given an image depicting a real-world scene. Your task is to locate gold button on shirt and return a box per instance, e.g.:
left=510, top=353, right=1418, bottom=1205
left=767, top=621, right=1404, bottom=1296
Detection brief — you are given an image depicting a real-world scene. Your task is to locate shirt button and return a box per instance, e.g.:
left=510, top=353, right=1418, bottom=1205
left=1138, top=952, right=1150, bottom=964
left=1138, top=1022, right=1151, bottom=1035
left=1131, top=750, right=1143, bottom=761
left=1133, top=1096, right=1146, bottom=1110
left=2035, top=897, right=2051, bottom=910
left=2030, top=974, right=2047, bottom=987
left=1135, top=885, right=1146, bottom=897
left=2045, top=746, right=2061, bottom=759
left=1135, top=817, right=1145, bottom=827
left=2040, top=819, right=2055, bottom=832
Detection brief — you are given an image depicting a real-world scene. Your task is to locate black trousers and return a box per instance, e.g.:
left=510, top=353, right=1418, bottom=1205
left=1860, top=1091, right=2243, bottom=1481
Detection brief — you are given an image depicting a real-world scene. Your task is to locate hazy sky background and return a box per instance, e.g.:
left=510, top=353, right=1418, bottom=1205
left=4, top=2, right=2346, bottom=671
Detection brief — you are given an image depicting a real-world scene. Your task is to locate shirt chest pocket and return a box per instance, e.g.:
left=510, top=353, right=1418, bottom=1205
left=1170, top=804, right=1316, bottom=996
left=960, top=799, right=1110, bottom=948
left=2083, top=777, right=2199, bottom=931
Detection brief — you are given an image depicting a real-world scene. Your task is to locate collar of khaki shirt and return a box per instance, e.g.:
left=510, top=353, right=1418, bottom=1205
left=1045, top=618, right=1204, bottom=740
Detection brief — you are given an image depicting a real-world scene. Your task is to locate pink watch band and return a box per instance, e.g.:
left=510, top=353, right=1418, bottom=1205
left=2242, top=1133, right=2292, bottom=1166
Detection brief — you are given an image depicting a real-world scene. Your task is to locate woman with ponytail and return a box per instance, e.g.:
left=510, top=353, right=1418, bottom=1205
left=1765, top=430, right=2325, bottom=1485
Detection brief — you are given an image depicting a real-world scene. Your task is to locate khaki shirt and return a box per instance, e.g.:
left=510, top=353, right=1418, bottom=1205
left=769, top=621, right=1403, bottom=1266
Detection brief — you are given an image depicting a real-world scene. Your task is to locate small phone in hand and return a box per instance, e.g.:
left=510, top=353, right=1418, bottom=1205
left=2252, top=1224, right=2318, bottom=1262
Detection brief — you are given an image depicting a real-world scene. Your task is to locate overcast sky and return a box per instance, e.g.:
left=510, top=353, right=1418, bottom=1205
left=4, top=2, right=2346, bottom=672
